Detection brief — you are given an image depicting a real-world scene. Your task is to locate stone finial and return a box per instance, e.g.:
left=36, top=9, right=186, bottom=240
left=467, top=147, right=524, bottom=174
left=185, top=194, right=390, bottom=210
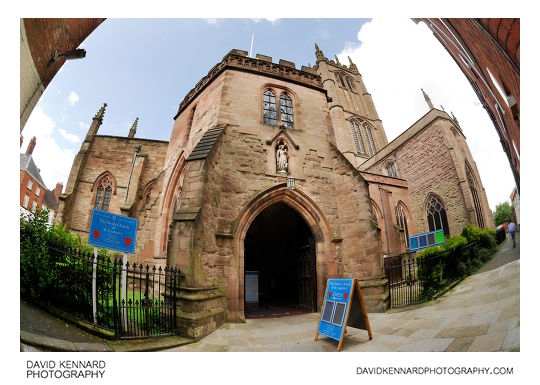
left=128, top=117, right=139, bottom=138
left=440, top=105, right=445, bottom=111
left=25, top=136, right=36, bottom=156
left=421, top=88, right=434, bottom=110
left=93, top=103, right=107, bottom=122
left=451, top=111, right=461, bottom=128
left=348, top=56, right=359, bottom=74
left=315, top=43, right=326, bottom=61
left=334, top=55, right=341, bottom=65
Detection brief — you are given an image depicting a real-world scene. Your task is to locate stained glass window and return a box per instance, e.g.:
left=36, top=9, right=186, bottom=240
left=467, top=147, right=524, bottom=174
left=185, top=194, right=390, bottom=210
left=280, top=93, right=294, bottom=129
left=94, top=176, right=113, bottom=212
left=263, top=90, right=277, bottom=126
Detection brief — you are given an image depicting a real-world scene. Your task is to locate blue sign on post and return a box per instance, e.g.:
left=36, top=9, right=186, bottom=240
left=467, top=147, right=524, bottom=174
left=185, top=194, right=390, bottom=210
left=88, top=209, right=138, bottom=254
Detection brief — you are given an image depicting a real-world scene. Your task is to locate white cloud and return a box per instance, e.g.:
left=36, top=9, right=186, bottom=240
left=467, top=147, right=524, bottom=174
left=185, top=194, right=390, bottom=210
left=58, top=128, right=81, bottom=143
left=66, top=91, right=79, bottom=106
left=338, top=18, right=515, bottom=211
left=79, top=121, right=90, bottom=131
left=21, top=107, right=76, bottom=189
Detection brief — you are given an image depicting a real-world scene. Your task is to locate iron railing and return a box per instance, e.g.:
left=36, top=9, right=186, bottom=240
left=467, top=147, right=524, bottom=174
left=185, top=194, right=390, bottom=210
left=384, top=255, right=423, bottom=308
left=46, top=242, right=182, bottom=339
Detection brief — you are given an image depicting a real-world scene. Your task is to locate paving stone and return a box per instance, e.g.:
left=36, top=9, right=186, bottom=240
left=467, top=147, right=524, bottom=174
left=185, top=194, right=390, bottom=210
left=435, top=325, right=489, bottom=338
left=397, top=337, right=454, bottom=352
left=445, top=337, right=475, bottom=352
left=502, top=327, right=520, bottom=351
left=467, top=332, right=505, bottom=351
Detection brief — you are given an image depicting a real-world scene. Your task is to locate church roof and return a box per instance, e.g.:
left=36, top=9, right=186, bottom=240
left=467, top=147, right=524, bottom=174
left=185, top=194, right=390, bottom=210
left=20, top=153, right=47, bottom=189
left=187, top=126, right=226, bottom=161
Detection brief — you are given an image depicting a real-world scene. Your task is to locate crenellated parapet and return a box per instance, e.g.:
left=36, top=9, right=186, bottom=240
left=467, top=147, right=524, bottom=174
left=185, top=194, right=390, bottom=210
left=174, top=49, right=324, bottom=118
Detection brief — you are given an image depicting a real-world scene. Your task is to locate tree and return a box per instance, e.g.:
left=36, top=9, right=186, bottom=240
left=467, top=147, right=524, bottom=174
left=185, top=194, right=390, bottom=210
left=493, top=202, right=514, bottom=226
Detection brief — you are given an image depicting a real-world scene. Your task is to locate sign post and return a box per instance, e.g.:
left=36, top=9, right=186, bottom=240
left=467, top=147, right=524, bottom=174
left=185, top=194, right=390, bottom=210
left=315, top=278, right=373, bottom=351
left=92, top=247, right=98, bottom=324
left=88, top=209, right=138, bottom=333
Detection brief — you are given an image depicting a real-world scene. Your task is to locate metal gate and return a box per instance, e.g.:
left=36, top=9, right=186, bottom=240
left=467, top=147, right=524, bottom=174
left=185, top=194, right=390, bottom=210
left=384, top=255, right=423, bottom=308
left=113, top=260, right=181, bottom=339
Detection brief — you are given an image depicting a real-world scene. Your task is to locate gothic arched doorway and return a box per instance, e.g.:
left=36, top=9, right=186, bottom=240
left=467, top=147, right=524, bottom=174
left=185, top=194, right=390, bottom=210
left=243, top=202, right=317, bottom=318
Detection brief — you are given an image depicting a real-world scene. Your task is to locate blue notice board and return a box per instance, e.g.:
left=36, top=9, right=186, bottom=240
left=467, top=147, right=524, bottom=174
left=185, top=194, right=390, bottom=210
left=317, top=279, right=354, bottom=341
left=409, top=229, right=445, bottom=252
left=88, top=209, right=138, bottom=254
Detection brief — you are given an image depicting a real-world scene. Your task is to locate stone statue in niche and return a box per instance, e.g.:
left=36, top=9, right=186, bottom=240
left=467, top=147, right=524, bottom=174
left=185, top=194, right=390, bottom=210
left=276, top=141, right=288, bottom=173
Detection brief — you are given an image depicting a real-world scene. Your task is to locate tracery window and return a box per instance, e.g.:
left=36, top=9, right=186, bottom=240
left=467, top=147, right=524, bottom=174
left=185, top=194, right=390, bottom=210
left=263, top=89, right=277, bottom=126
left=386, top=162, right=398, bottom=178
left=466, top=164, right=485, bottom=228
left=426, top=195, right=450, bottom=236
left=93, top=175, right=113, bottom=212
left=263, top=88, right=294, bottom=128
left=395, top=203, right=410, bottom=248
left=349, top=118, right=376, bottom=157
left=280, top=93, right=294, bottom=128
left=140, top=182, right=153, bottom=212
left=336, top=72, right=355, bottom=92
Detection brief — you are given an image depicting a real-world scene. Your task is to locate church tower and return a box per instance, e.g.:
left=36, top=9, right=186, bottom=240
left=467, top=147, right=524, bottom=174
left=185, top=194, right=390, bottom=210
left=314, top=44, right=388, bottom=168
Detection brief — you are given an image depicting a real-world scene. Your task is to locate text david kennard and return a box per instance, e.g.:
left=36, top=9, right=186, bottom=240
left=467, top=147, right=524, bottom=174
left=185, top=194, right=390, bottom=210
left=27, top=360, right=106, bottom=379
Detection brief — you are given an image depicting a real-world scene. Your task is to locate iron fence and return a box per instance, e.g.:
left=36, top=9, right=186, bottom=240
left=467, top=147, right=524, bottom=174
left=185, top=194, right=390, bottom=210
left=384, top=255, right=423, bottom=308
left=46, top=242, right=182, bottom=339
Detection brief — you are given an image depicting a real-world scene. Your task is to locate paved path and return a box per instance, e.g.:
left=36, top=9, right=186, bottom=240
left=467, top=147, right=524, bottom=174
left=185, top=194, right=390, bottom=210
left=166, top=245, right=519, bottom=352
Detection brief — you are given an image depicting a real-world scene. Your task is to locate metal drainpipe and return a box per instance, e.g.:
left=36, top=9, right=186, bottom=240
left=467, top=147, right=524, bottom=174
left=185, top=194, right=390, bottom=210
left=125, top=144, right=142, bottom=202
left=378, top=185, right=391, bottom=256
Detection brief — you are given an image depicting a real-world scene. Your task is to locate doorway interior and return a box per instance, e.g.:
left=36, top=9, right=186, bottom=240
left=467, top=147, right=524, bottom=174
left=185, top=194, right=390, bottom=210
left=244, top=202, right=316, bottom=318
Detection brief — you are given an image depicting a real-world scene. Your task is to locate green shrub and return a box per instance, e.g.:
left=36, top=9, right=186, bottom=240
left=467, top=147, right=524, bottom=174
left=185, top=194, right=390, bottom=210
left=461, top=223, right=483, bottom=243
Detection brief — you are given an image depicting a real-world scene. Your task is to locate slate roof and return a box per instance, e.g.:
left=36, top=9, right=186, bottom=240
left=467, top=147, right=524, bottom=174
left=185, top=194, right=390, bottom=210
left=43, top=189, right=59, bottom=209
left=20, top=154, right=47, bottom=189
left=186, top=126, right=225, bottom=161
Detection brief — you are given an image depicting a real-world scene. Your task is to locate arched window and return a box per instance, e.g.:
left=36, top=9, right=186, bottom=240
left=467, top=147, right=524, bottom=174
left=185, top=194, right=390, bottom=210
left=263, top=89, right=277, bottom=126
left=362, top=122, right=376, bottom=156
left=140, top=182, right=153, bottom=212
left=395, top=203, right=410, bottom=248
left=466, top=163, right=485, bottom=228
left=345, top=77, right=355, bottom=92
left=337, top=73, right=346, bottom=88
left=386, top=162, right=398, bottom=178
left=93, top=174, right=114, bottom=212
left=426, top=194, right=450, bottom=236
left=350, top=119, right=367, bottom=155
left=280, top=93, right=294, bottom=128
left=349, top=118, right=376, bottom=157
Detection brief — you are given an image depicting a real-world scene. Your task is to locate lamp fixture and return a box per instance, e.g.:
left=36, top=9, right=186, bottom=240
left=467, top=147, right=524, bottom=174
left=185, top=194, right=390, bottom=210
left=52, top=48, right=87, bottom=63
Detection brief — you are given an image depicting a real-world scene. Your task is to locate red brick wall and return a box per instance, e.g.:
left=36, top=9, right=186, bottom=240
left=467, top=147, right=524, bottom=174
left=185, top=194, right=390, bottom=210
left=20, top=170, right=45, bottom=211
left=416, top=18, right=519, bottom=190
left=23, top=18, right=105, bottom=89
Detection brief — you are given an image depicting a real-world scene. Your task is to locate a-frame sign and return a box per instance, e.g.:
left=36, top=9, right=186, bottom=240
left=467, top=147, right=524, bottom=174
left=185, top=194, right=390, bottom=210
left=314, top=278, right=373, bottom=351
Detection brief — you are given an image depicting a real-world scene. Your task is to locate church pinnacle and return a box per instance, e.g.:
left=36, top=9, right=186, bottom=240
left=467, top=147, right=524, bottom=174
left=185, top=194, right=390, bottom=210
left=93, top=103, right=107, bottom=123
left=128, top=117, right=139, bottom=138
left=315, top=43, right=326, bottom=61
left=421, top=88, right=434, bottom=110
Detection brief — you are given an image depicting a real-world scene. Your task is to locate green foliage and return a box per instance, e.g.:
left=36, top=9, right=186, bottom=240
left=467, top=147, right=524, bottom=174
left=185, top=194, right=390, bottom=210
left=415, top=223, right=498, bottom=298
left=493, top=202, right=514, bottom=226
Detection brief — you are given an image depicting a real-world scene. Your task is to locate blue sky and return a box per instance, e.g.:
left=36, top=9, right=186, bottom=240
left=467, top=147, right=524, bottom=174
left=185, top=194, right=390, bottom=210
left=23, top=18, right=517, bottom=211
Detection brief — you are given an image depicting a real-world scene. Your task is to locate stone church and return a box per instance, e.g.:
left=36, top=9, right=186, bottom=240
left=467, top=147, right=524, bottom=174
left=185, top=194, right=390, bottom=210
left=57, top=45, right=493, bottom=338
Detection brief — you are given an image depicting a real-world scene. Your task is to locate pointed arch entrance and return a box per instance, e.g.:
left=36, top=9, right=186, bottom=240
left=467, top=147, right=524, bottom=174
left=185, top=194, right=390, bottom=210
left=244, top=202, right=316, bottom=316
left=232, top=184, right=334, bottom=319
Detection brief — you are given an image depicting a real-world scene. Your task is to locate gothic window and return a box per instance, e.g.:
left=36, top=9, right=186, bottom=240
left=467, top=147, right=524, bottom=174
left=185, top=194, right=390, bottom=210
left=263, top=89, right=277, bottom=126
left=140, top=182, right=153, bottom=212
left=280, top=93, right=294, bottom=129
left=349, top=118, right=376, bottom=157
left=346, top=77, right=355, bottom=92
left=93, top=175, right=114, bottom=212
left=350, top=120, right=367, bottom=155
left=337, top=74, right=346, bottom=88
left=395, top=203, right=410, bottom=248
left=386, top=162, right=398, bottom=178
left=362, top=122, right=376, bottom=156
left=466, top=164, right=485, bottom=228
left=426, top=195, right=450, bottom=236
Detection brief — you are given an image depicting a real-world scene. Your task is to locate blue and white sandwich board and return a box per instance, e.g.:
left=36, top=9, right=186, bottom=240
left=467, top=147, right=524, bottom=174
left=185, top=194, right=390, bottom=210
left=315, top=278, right=373, bottom=351
left=88, top=209, right=138, bottom=254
